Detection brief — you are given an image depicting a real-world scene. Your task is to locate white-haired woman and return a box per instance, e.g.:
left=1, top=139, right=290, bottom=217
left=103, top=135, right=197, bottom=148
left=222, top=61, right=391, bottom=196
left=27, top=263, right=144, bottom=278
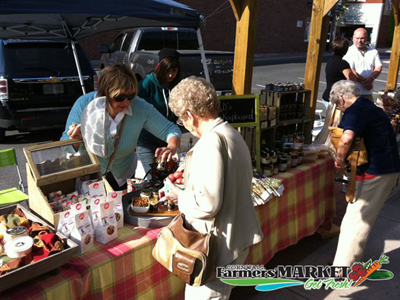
left=161, top=77, right=263, bottom=299
left=330, top=80, right=399, bottom=267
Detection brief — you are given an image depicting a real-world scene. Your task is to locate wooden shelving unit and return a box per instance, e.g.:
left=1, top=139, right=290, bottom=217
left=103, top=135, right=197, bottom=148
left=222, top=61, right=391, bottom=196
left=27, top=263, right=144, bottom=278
left=260, top=89, right=313, bottom=150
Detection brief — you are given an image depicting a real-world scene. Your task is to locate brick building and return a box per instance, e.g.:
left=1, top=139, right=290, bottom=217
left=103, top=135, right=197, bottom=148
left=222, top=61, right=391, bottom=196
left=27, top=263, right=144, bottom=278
left=80, top=0, right=314, bottom=60
left=79, top=0, right=392, bottom=61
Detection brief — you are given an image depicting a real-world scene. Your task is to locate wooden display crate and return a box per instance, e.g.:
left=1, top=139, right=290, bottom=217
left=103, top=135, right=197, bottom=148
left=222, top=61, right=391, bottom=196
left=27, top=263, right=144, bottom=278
left=24, top=139, right=113, bottom=228
left=0, top=204, right=78, bottom=293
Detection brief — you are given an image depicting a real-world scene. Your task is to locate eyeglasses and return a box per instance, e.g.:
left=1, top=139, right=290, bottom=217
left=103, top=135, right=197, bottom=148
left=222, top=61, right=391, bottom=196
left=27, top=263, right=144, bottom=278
left=176, top=111, right=190, bottom=126
left=113, top=93, right=136, bottom=102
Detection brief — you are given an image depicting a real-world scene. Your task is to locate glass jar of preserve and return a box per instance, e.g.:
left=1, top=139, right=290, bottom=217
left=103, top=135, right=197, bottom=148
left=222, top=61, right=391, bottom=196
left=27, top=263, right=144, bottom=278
left=286, top=154, right=292, bottom=170
left=278, top=156, right=288, bottom=172
left=261, top=150, right=270, bottom=165
left=270, top=150, right=277, bottom=164
left=273, top=163, right=279, bottom=175
left=294, top=133, right=304, bottom=151
left=297, top=150, right=303, bottom=165
left=291, top=151, right=298, bottom=168
left=263, top=164, right=274, bottom=177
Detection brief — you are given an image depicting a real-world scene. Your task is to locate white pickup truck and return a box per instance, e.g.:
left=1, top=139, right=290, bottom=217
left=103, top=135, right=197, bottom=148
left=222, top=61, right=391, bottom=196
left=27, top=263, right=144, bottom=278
left=100, top=27, right=233, bottom=94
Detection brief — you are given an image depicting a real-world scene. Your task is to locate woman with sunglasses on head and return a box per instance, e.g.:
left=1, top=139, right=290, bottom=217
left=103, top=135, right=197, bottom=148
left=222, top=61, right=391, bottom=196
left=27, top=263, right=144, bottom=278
left=135, top=48, right=181, bottom=179
left=61, top=64, right=181, bottom=190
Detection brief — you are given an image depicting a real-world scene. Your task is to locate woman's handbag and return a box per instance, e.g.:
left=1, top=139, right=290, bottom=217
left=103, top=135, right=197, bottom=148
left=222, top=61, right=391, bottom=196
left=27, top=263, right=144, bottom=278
left=328, top=127, right=368, bottom=166
left=152, top=213, right=216, bottom=287
left=328, top=126, right=369, bottom=203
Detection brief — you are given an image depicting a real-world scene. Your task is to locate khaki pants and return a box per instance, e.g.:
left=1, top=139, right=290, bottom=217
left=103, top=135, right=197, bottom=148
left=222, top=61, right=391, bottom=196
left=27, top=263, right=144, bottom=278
left=333, top=173, right=399, bottom=267
left=185, top=248, right=249, bottom=300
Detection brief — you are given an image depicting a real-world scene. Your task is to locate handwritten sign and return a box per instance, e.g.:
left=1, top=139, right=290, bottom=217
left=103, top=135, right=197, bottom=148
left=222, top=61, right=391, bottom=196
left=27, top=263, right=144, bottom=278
left=219, top=95, right=258, bottom=125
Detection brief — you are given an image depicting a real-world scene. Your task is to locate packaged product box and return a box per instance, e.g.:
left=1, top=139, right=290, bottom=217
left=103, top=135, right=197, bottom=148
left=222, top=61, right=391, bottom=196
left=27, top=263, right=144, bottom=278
left=94, top=201, right=118, bottom=244
left=70, top=210, right=94, bottom=254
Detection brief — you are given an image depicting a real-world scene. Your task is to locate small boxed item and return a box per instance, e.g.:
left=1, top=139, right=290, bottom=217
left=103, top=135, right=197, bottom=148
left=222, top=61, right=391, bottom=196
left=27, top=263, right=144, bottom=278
left=23, top=139, right=114, bottom=228
left=268, top=106, right=277, bottom=120
left=70, top=210, right=94, bottom=254
left=259, top=105, right=268, bottom=121
left=0, top=204, right=78, bottom=293
left=94, top=201, right=118, bottom=244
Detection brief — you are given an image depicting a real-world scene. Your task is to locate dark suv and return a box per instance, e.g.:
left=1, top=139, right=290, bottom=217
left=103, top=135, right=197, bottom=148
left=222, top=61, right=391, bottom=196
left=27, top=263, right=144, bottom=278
left=0, top=40, right=95, bottom=142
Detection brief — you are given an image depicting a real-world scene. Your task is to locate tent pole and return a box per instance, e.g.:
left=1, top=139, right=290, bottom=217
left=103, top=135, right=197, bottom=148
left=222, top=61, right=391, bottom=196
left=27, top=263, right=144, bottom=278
left=71, top=40, right=86, bottom=95
left=197, top=28, right=210, bottom=83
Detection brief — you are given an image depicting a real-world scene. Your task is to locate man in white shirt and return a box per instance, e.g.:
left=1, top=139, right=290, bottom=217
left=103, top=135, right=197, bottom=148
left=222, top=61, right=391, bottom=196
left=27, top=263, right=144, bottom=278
left=343, top=28, right=382, bottom=102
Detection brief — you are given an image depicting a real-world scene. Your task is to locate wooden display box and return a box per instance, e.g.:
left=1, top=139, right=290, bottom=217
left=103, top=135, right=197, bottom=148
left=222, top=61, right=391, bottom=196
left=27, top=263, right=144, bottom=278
left=24, top=139, right=113, bottom=228
left=0, top=204, right=78, bottom=293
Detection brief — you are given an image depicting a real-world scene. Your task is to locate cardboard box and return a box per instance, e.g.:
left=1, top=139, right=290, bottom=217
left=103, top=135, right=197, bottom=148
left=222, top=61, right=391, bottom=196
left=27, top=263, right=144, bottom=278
left=0, top=204, right=78, bottom=293
left=24, top=140, right=113, bottom=228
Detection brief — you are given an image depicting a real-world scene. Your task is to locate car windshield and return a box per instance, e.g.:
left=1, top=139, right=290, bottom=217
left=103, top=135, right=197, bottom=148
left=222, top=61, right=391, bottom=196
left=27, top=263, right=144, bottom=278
left=3, top=42, right=94, bottom=78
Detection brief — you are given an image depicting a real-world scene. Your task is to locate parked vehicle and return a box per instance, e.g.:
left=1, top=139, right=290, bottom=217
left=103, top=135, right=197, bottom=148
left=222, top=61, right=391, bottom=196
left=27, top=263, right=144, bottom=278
left=100, top=27, right=233, bottom=94
left=0, top=39, right=96, bottom=142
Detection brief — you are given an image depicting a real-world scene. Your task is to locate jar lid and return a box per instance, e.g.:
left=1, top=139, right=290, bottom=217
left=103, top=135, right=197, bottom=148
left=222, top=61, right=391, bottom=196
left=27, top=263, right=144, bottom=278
left=5, top=236, right=34, bottom=258
left=6, top=226, right=28, bottom=236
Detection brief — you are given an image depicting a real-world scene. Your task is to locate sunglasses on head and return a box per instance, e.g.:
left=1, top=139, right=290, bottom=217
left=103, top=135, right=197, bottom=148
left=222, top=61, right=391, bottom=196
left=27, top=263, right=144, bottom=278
left=113, top=93, right=136, bottom=102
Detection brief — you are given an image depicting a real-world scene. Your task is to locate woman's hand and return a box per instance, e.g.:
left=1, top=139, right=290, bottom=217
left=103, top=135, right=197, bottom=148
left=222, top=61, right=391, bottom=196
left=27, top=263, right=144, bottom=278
left=335, top=157, right=348, bottom=170
left=67, top=122, right=82, bottom=140
left=155, top=136, right=180, bottom=162
left=159, top=178, right=181, bottom=204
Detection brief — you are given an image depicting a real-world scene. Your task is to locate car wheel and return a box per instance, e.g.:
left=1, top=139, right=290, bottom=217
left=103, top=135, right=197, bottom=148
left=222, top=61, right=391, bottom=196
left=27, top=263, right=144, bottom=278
left=0, top=127, right=5, bottom=143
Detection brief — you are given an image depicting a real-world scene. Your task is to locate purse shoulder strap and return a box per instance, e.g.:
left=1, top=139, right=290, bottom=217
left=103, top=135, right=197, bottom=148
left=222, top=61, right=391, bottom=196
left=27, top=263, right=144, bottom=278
left=346, top=150, right=361, bottom=203
left=103, top=115, right=126, bottom=175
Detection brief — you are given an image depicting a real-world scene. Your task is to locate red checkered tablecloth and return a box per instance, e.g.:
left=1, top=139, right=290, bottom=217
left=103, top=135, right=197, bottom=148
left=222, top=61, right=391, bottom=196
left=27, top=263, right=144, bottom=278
left=0, top=157, right=335, bottom=300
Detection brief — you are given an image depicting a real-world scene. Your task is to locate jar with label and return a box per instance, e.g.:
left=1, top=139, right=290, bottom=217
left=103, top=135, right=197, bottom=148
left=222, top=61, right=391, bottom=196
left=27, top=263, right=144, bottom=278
left=278, top=156, right=288, bottom=172
left=297, top=150, right=303, bottom=165
left=263, top=164, right=274, bottom=177
left=261, top=150, right=270, bottom=165
left=294, top=133, right=304, bottom=151
left=270, top=151, right=278, bottom=164
left=273, top=162, right=279, bottom=175
left=291, top=152, right=298, bottom=168
left=282, top=144, right=293, bottom=154
left=286, top=155, right=292, bottom=170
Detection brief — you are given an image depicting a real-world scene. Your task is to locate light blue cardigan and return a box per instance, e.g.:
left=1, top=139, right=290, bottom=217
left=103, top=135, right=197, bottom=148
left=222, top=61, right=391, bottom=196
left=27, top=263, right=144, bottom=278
left=61, top=91, right=181, bottom=177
